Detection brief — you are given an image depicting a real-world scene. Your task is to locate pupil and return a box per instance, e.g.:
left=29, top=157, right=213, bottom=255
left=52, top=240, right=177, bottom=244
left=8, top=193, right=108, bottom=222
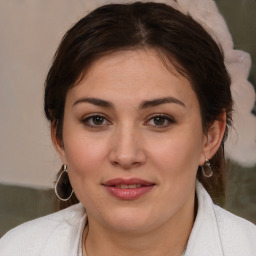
left=154, top=117, right=165, bottom=125
left=93, top=116, right=103, bottom=125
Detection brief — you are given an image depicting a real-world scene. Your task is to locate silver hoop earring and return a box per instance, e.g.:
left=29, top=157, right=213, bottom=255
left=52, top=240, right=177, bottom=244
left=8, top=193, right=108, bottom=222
left=54, top=165, right=74, bottom=201
left=201, top=159, right=213, bottom=178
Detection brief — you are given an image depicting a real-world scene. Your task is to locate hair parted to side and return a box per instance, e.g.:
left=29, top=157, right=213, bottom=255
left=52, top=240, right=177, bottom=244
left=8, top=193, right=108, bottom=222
left=44, top=1, right=233, bottom=209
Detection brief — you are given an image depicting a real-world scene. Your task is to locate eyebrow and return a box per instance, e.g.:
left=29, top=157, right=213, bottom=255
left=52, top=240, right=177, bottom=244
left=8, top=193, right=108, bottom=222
left=139, top=97, right=185, bottom=109
left=72, top=96, right=185, bottom=109
left=72, top=97, right=114, bottom=108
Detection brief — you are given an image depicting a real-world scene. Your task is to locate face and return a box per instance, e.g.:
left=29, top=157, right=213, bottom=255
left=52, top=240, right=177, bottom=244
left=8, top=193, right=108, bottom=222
left=55, top=49, right=213, bottom=234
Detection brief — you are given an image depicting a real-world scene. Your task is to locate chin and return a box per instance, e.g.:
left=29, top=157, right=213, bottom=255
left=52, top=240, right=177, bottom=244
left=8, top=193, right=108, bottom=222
left=102, top=208, right=159, bottom=234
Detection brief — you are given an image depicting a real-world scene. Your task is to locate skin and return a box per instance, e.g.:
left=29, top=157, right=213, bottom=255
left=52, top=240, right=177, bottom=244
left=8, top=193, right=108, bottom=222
left=53, top=49, right=226, bottom=256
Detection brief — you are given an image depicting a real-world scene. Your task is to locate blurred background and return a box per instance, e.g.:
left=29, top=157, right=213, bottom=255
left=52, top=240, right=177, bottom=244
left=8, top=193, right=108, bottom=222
left=0, top=0, right=256, bottom=237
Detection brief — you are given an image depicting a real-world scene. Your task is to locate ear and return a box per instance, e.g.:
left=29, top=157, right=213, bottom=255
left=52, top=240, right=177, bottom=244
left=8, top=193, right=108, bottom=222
left=200, top=112, right=226, bottom=165
left=51, top=123, right=67, bottom=165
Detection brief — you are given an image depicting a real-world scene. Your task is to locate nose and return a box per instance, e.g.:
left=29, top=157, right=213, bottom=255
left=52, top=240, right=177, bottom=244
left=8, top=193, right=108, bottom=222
left=108, top=126, right=146, bottom=170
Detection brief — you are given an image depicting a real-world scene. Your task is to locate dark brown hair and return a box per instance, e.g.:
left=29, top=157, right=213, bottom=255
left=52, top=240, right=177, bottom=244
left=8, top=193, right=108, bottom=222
left=44, top=2, right=232, bottom=209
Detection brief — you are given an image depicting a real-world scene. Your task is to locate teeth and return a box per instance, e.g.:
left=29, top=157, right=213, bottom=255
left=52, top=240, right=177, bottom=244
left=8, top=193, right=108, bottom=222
left=120, top=184, right=129, bottom=189
left=116, top=184, right=142, bottom=189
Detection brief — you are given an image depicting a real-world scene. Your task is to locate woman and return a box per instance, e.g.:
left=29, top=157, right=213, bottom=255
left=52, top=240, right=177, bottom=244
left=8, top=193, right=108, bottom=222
left=0, top=1, right=255, bottom=255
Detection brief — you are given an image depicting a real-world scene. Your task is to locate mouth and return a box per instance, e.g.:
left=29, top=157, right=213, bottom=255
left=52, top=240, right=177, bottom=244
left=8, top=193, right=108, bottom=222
left=114, top=184, right=145, bottom=189
left=103, top=178, right=155, bottom=200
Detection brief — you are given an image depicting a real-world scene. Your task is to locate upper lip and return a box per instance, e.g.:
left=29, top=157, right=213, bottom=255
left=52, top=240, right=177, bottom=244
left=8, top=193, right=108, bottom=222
left=103, top=178, right=155, bottom=186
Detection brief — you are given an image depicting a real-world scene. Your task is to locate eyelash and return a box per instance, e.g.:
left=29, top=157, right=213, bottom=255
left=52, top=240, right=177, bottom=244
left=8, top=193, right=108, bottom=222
left=81, top=114, right=111, bottom=128
left=81, top=114, right=175, bottom=128
left=145, top=114, right=175, bottom=128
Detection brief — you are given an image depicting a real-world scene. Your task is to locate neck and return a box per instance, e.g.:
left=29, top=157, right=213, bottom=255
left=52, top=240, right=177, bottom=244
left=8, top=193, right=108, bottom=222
left=84, top=194, right=195, bottom=256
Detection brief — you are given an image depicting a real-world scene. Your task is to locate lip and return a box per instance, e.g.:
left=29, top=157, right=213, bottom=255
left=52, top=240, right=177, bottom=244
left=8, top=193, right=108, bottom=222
left=103, top=178, right=155, bottom=200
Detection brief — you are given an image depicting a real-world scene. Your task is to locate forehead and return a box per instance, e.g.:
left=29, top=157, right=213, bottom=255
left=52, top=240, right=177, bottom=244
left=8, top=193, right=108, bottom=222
left=69, top=49, right=198, bottom=108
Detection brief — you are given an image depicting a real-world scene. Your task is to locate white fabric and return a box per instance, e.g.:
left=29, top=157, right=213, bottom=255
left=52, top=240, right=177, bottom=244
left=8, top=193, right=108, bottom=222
left=0, top=182, right=256, bottom=256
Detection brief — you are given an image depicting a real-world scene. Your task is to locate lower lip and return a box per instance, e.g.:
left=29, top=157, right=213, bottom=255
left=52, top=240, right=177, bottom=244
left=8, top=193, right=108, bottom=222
left=104, top=185, right=154, bottom=200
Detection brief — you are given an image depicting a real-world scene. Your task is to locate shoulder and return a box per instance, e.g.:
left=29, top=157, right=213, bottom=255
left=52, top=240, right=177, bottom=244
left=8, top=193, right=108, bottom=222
left=213, top=204, right=256, bottom=249
left=197, top=183, right=256, bottom=256
left=191, top=181, right=256, bottom=255
left=0, top=203, right=86, bottom=256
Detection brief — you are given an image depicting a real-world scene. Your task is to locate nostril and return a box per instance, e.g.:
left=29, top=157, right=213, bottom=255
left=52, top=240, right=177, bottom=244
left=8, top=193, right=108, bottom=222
left=113, top=161, right=119, bottom=166
left=109, top=146, right=146, bottom=169
left=131, top=161, right=142, bottom=166
left=111, top=160, right=143, bottom=169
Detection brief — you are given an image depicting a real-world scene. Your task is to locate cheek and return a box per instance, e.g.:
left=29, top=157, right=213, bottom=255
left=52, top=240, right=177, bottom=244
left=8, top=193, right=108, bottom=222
left=62, top=135, right=109, bottom=205
left=63, top=133, right=108, bottom=178
left=148, top=130, right=203, bottom=178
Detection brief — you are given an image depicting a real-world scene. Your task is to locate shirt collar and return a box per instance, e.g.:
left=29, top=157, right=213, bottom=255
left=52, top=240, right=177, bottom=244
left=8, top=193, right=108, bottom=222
left=185, top=181, right=224, bottom=256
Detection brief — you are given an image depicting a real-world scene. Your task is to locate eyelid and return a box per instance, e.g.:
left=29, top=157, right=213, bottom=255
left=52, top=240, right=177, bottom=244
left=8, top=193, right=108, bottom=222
left=81, top=113, right=112, bottom=127
left=82, top=112, right=108, bottom=119
left=144, top=113, right=175, bottom=127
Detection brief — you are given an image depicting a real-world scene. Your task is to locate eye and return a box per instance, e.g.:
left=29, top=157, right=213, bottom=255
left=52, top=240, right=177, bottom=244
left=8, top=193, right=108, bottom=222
left=145, top=115, right=175, bottom=128
left=82, top=114, right=111, bottom=127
